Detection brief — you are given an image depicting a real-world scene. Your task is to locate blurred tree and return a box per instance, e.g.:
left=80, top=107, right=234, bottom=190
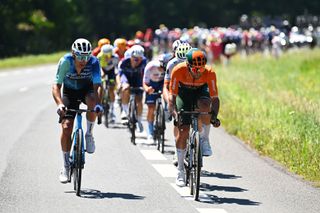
left=0, top=0, right=319, bottom=58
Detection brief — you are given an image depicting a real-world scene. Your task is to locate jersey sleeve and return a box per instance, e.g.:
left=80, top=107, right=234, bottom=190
left=54, top=57, right=70, bottom=85
left=143, top=62, right=152, bottom=84
left=92, top=59, right=102, bottom=84
left=169, top=66, right=180, bottom=96
left=207, top=69, right=219, bottom=98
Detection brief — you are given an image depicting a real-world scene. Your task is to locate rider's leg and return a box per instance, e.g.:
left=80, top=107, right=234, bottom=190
left=85, top=93, right=97, bottom=154
left=146, top=104, right=155, bottom=138
left=197, top=97, right=213, bottom=156
left=136, top=94, right=144, bottom=132
left=108, top=85, right=115, bottom=114
left=61, top=118, right=74, bottom=168
left=175, top=125, right=189, bottom=186
left=121, top=85, right=130, bottom=116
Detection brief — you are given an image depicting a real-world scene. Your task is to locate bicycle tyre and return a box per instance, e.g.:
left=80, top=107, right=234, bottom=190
left=194, top=131, right=201, bottom=201
left=104, top=102, right=109, bottom=128
left=189, top=132, right=195, bottom=195
left=128, top=99, right=136, bottom=145
left=158, top=103, right=165, bottom=153
left=185, top=138, right=191, bottom=187
left=73, top=130, right=83, bottom=196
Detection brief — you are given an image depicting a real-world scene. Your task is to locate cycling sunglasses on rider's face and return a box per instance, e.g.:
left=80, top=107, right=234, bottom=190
left=75, top=54, right=90, bottom=62
left=132, top=56, right=142, bottom=62
left=188, top=64, right=205, bottom=73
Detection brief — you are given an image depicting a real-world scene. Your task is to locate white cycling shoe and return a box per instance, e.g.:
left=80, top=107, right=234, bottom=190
left=59, top=167, right=70, bottom=184
left=85, top=133, right=95, bottom=154
left=176, top=170, right=186, bottom=187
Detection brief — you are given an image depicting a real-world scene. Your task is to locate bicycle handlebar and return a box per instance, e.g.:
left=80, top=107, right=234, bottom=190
left=58, top=108, right=101, bottom=124
left=149, top=90, right=162, bottom=95
left=129, top=87, right=144, bottom=92
left=178, top=110, right=212, bottom=115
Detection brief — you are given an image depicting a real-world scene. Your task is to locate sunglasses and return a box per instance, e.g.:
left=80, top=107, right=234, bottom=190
left=75, top=54, right=90, bottom=62
left=132, top=56, right=142, bottom=62
left=190, top=65, right=205, bottom=73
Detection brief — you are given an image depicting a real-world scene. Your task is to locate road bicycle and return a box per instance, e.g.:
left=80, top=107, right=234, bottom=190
left=98, top=77, right=114, bottom=128
left=127, top=87, right=143, bottom=145
left=178, top=110, right=211, bottom=201
left=59, top=107, right=99, bottom=196
left=151, top=91, right=166, bottom=153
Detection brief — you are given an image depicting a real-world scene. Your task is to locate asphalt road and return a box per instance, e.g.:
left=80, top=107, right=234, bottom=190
left=0, top=64, right=319, bottom=213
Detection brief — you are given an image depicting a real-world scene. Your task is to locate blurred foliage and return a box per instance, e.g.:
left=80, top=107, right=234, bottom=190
left=0, top=0, right=319, bottom=58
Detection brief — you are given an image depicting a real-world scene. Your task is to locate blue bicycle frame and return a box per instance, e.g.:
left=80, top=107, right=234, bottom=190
left=72, top=112, right=85, bottom=167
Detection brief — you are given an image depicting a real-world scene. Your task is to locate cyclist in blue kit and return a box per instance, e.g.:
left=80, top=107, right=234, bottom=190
left=118, top=45, right=147, bottom=132
left=52, top=38, right=103, bottom=183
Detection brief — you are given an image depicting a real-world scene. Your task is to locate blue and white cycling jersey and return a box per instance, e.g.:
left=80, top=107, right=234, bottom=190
left=118, top=56, right=147, bottom=87
left=55, top=53, right=101, bottom=90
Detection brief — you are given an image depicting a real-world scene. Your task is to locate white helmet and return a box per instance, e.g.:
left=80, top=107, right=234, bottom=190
left=101, top=44, right=114, bottom=54
left=224, top=43, right=237, bottom=55
left=175, top=42, right=192, bottom=59
left=72, top=38, right=92, bottom=55
left=130, top=44, right=144, bottom=57
left=172, top=39, right=183, bottom=51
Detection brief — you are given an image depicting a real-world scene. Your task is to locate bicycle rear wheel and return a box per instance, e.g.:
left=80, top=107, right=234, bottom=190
left=73, top=130, right=83, bottom=196
left=128, top=99, right=136, bottom=145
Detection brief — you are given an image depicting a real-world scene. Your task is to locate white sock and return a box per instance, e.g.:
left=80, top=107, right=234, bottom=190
left=86, top=120, right=95, bottom=135
left=122, top=104, right=129, bottom=114
left=199, top=128, right=205, bottom=140
left=62, top=151, right=70, bottom=168
left=176, top=148, right=186, bottom=171
left=110, top=102, right=114, bottom=112
left=203, top=124, right=210, bottom=138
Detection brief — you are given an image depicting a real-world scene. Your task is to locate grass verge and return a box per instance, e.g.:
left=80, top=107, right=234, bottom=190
left=0, top=52, right=67, bottom=70
left=216, top=48, right=320, bottom=186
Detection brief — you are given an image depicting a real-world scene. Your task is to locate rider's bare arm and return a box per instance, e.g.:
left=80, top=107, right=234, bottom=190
left=52, top=84, right=63, bottom=106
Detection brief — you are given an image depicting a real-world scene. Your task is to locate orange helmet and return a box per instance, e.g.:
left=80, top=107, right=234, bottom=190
left=114, top=38, right=127, bottom=48
left=186, top=48, right=207, bottom=74
left=98, top=38, right=110, bottom=48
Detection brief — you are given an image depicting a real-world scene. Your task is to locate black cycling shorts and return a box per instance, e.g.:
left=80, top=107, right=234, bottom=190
left=62, top=84, right=94, bottom=119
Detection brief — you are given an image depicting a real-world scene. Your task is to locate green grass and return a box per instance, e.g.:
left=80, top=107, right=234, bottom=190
left=216, top=48, right=320, bottom=186
left=0, top=51, right=67, bottom=70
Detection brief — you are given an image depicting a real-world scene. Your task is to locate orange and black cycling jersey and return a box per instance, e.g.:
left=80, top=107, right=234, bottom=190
left=169, top=62, right=218, bottom=98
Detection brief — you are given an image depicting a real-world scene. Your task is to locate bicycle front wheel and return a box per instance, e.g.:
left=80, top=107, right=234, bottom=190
left=194, top=131, right=202, bottom=201
left=158, top=103, right=165, bottom=153
left=128, top=99, right=136, bottom=145
left=73, top=130, right=83, bottom=196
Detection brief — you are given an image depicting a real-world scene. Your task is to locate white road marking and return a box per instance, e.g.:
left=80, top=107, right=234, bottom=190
left=152, top=164, right=177, bottom=177
left=138, top=138, right=228, bottom=213
left=19, top=87, right=29, bottom=92
left=196, top=208, right=228, bottom=213
left=170, top=183, right=193, bottom=198
left=170, top=183, right=212, bottom=202
left=140, top=150, right=167, bottom=160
